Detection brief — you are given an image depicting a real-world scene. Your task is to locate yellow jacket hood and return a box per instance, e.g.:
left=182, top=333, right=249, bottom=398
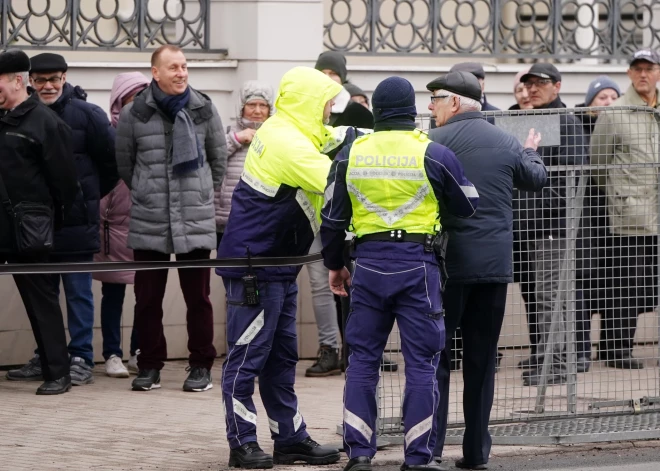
left=274, top=66, right=343, bottom=148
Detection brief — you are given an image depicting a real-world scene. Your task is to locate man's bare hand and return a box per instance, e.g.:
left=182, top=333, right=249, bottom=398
left=235, top=128, right=256, bottom=145
left=329, top=267, right=351, bottom=297
left=524, top=128, right=542, bottom=151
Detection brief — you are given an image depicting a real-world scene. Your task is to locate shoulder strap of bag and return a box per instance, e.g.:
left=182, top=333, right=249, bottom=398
left=0, top=171, right=15, bottom=217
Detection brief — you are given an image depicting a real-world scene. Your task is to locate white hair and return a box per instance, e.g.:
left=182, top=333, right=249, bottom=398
left=443, top=90, right=482, bottom=112
left=11, top=71, right=29, bottom=88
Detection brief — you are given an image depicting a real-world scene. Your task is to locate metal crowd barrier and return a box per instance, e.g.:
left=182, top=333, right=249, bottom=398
left=378, top=106, right=660, bottom=444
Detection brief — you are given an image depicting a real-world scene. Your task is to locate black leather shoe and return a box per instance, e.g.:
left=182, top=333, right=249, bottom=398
left=274, top=437, right=340, bottom=465
left=522, top=367, right=567, bottom=387
left=606, top=356, right=644, bottom=369
left=344, top=456, right=372, bottom=471
left=455, top=458, right=488, bottom=469
left=401, top=462, right=449, bottom=471
left=517, top=356, right=539, bottom=369
left=576, top=356, right=591, bottom=373
left=36, top=375, right=72, bottom=395
left=228, top=442, right=273, bottom=469
left=381, top=356, right=399, bottom=372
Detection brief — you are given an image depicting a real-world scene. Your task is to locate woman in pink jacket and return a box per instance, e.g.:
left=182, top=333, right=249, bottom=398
left=94, top=72, right=150, bottom=378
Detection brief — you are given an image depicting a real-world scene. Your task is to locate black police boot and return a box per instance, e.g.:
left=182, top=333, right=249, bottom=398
left=401, top=462, right=449, bottom=471
left=228, top=442, right=273, bottom=469
left=273, top=436, right=340, bottom=465
left=36, top=375, right=72, bottom=395
left=344, top=456, right=372, bottom=471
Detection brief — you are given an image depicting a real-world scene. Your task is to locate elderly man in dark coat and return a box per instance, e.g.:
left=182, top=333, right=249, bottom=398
left=427, top=71, right=547, bottom=470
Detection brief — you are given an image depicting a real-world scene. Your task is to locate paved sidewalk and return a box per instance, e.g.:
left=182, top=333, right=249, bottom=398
left=0, top=359, right=658, bottom=471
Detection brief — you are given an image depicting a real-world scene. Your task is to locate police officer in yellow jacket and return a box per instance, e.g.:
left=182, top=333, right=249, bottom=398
left=321, top=76, right=479, bottom=471
left=217, top=67, right=352, bottom=468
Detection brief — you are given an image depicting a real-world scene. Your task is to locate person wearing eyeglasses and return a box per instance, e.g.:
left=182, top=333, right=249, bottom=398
left=6, top=53, right=119, bottom=387
left=427, top=71, right=546, bottom=470
left=0, top=49, right=78, bottom=395
left=518, top=63, right=587, bottom=387
left=589, top=50, right=660, bottom=370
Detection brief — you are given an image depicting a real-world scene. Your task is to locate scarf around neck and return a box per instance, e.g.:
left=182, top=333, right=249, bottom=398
left=151, top=81, right=204, bottom=176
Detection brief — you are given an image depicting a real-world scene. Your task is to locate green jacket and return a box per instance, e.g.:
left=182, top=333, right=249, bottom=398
left=590, top=85, right=660, bottom=236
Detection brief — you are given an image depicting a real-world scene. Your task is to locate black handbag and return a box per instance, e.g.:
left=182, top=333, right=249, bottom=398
left=0, top=170, right=54, bottom=253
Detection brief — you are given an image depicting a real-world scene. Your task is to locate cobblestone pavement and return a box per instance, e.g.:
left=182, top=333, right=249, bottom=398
left=0, top=359, right=658, bottom=471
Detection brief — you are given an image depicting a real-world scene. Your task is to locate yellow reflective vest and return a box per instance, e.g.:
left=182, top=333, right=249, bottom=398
left=346, top=130, right=440, bottom=237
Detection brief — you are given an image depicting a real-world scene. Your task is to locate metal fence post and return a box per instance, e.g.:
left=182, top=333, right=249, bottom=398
left=564, top=170, right=588, bottom=414
left=1, top=0, right=7, bottom=49
left=70, top=0, right=79, bottom=50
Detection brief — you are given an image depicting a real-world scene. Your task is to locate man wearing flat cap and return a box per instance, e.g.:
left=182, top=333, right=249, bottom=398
left=518, top=63, right=587, bottom=386
left=449, top=62, right=500, bottom=112
left=589, top=49, right=660, bottom=370
left=0, top=49, right=78, bottom=395
left=427, top=70, right=547, bottom=470
left=7, top=53, right=118, bottom=386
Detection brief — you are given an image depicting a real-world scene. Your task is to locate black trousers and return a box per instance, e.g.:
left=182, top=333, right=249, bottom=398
left=452, top=242, right=536, bottom=364
left=1, top=252, right=69, bottom=381
left=435, top=282, right=508, bottom=465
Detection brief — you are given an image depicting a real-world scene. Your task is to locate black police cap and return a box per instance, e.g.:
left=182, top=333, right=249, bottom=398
left=426, top=71, right=482, bottom=102
left=30, top=53, right=68, bottom=74
left=0, top=49, right=31, bottom=75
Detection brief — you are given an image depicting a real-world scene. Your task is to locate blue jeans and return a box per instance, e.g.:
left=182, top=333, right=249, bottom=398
left=42, top=254, right=95, bottom=367
left=100, top=282, right=139, bottom=360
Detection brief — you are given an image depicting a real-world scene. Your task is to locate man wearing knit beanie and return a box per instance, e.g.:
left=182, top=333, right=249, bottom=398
left=321, top=76, right=479, bottom=471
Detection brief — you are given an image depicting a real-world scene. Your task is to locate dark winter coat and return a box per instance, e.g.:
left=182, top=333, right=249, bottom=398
left=0, top=94, right=78, bottom=253
left=47, top=83, right=118, bottom=255
left=429, top=111, right=547, bottom=283
left=517, top=96, right=587, bottom=240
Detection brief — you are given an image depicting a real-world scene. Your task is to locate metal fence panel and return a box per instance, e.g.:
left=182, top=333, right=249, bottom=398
left=377, top=106, right=660, bottom=441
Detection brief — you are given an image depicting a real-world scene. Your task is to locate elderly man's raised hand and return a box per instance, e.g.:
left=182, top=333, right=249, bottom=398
left=524, top=128, right=542, bottom=151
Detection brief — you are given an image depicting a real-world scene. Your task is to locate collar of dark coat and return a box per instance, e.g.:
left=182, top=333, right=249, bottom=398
left=445, top=110, right=485, bottom=126
left=48, top=82, right=88, bottom=115
left=130, top=85, right=213, bottom=124
left=0, top=93, right=40, bottom=126
left=535, top=96, right=566, bottom=110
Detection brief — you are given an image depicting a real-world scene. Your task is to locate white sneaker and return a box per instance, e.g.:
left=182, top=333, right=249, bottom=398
left=105, top=355, right=129, bottom=378
left=127, top=354, right=139, bottom=375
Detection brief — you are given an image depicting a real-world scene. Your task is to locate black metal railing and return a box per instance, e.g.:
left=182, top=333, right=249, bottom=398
left=0, top=0, right=218, bottom=51
left=324, top=0, right=658, bottom=60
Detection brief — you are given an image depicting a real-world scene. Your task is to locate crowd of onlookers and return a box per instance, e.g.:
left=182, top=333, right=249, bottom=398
left=0, top=44, right=657, bottom=395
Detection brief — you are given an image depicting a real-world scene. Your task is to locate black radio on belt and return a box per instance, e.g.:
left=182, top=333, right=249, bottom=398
left=242, top=246, right=260, bottom=306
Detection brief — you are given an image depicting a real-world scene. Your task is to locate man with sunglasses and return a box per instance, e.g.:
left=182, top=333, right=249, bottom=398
left=518, top=63, right=587, bottom=387
left=7, top=53, right=118, bottom=386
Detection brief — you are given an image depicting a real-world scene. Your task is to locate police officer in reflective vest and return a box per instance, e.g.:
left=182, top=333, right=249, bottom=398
left=216, top=67, right=355, bottom=469
left=321, top=76, right=479, bottom=471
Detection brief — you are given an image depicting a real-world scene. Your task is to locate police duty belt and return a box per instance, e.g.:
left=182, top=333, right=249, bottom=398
left=0, top=253, right=324, bottom=275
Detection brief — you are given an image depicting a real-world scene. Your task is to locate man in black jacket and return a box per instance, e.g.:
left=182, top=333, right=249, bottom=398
left=0, top=49, right=78, bottom=395
left=428, top=71, right=547, bottom=470
left=519, top=63, right=587, bottom=386
left=6, top=53, right=118, bottom=386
